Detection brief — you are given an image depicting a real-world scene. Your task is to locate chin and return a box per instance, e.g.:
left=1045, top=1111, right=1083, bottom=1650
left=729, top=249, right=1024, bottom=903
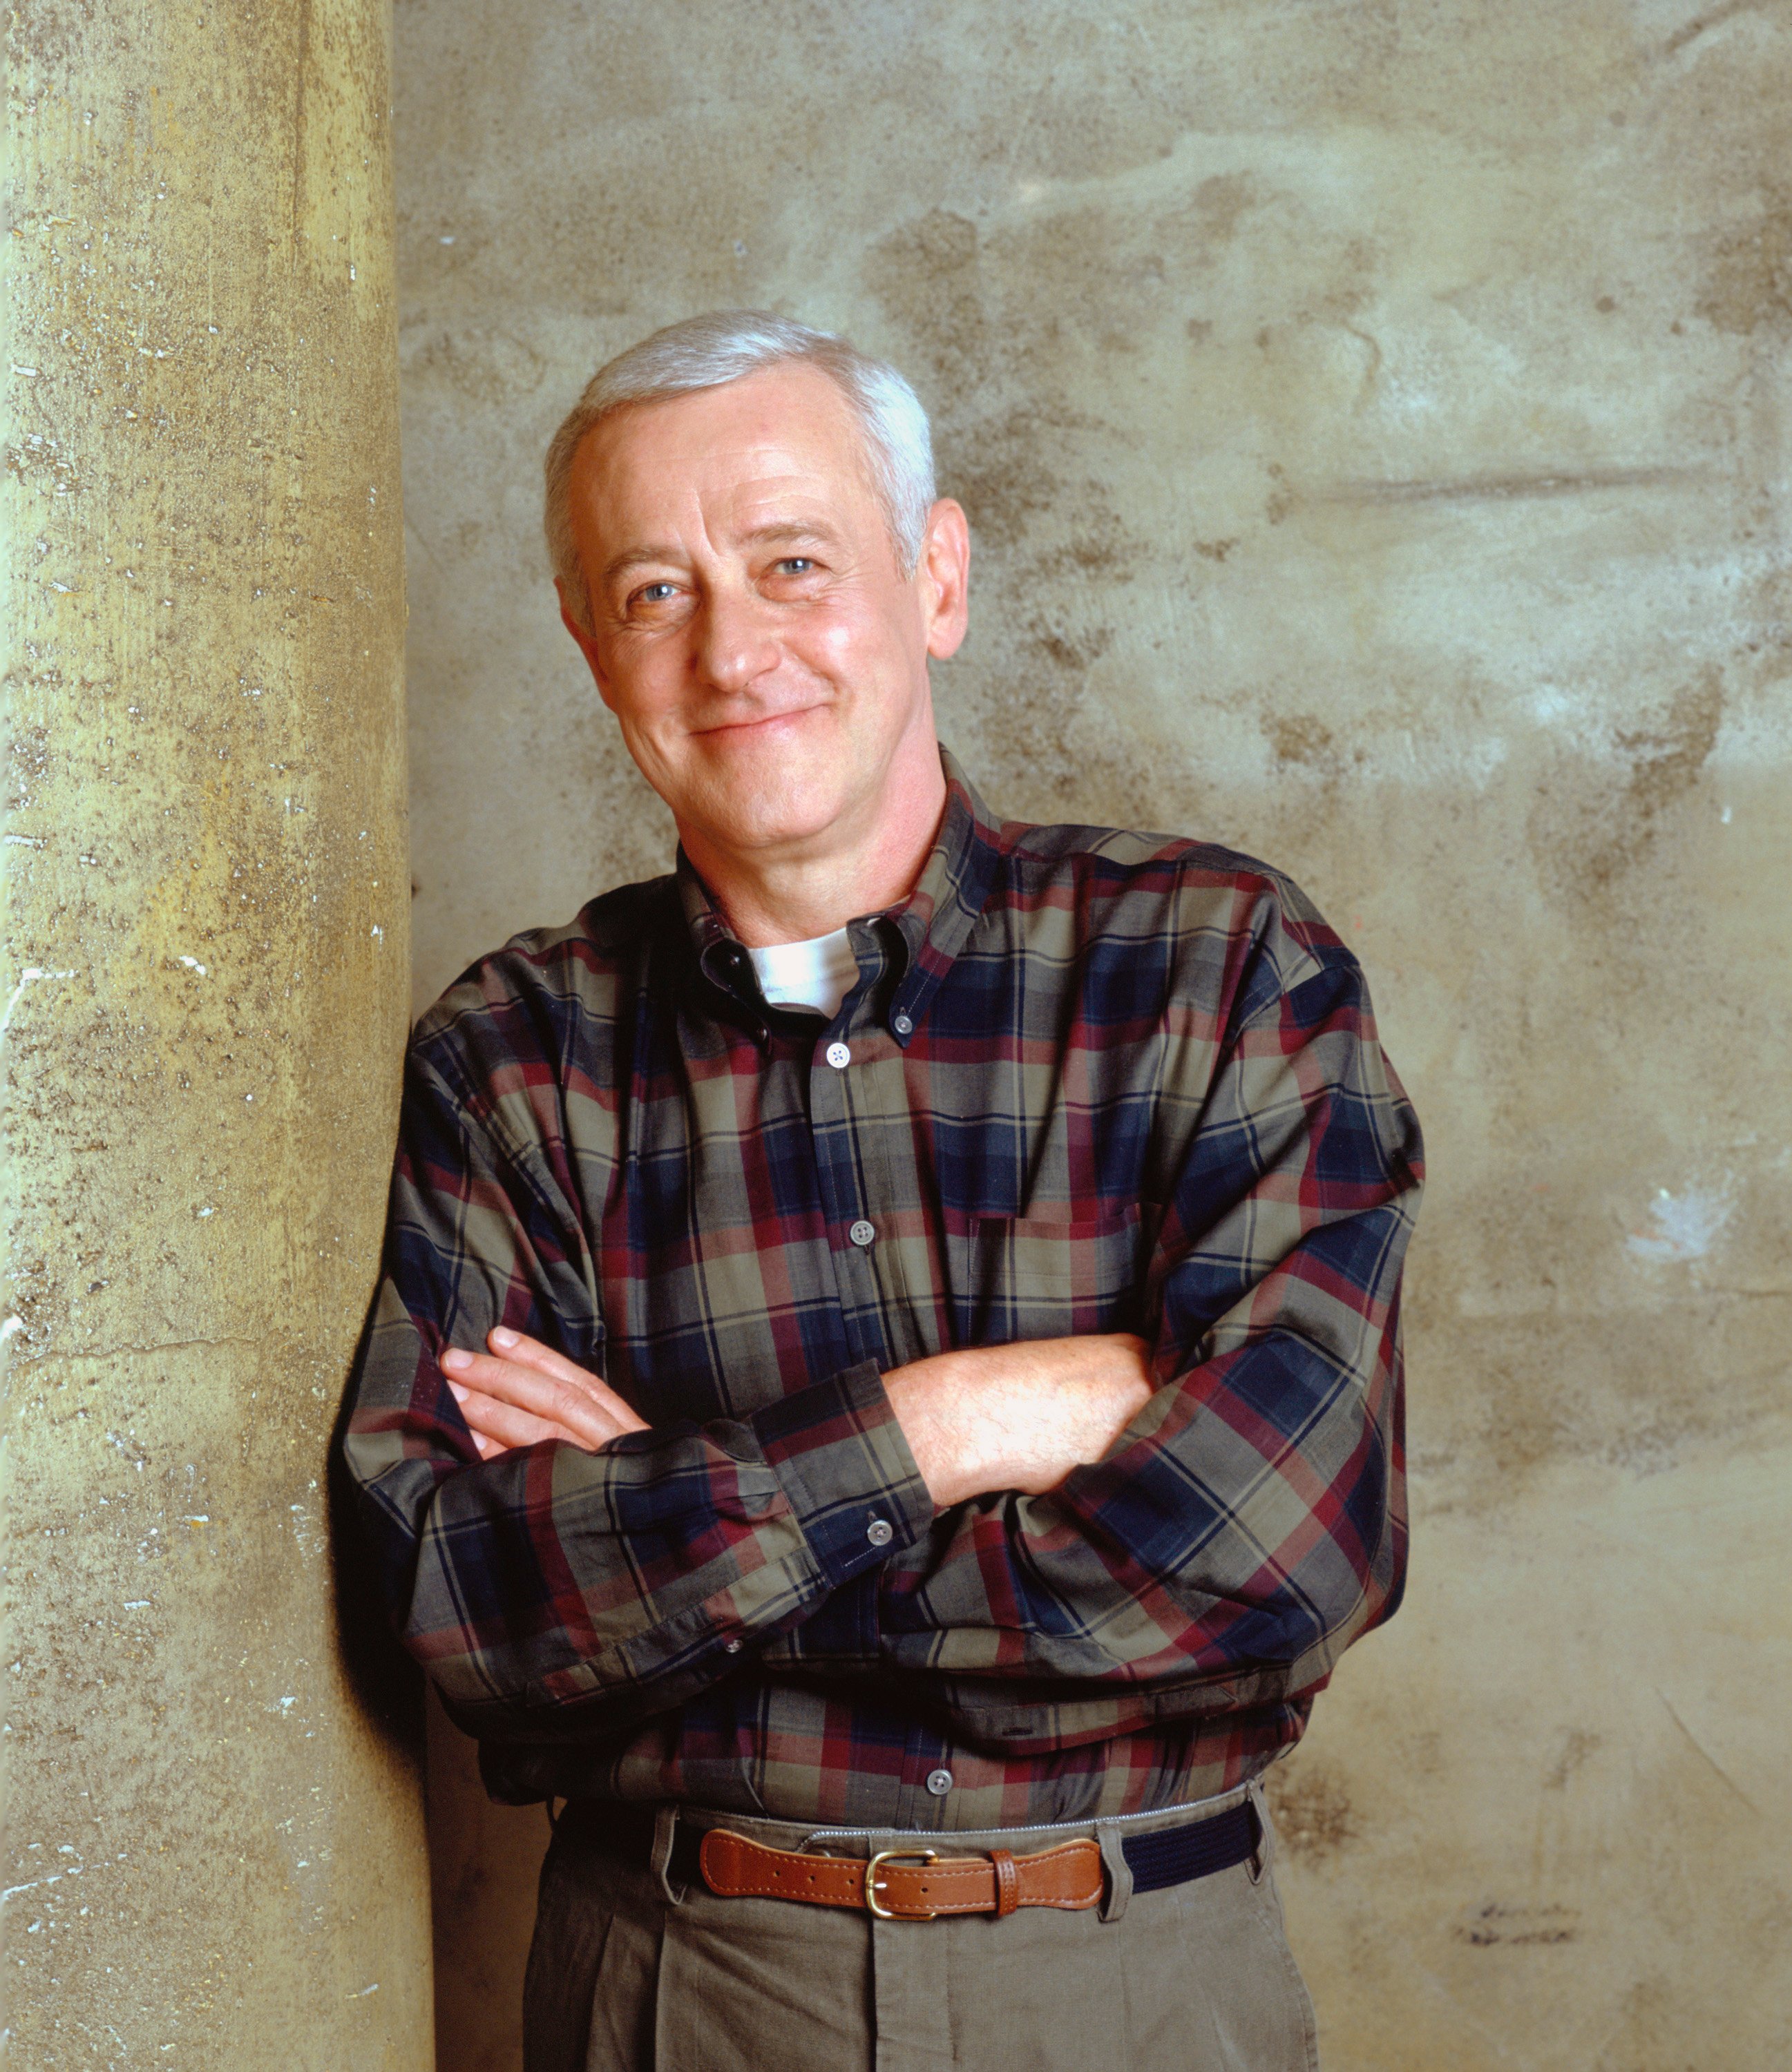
left=691, top=736, right=860, bottom=842
left=711, top=785, right=852, bottom=854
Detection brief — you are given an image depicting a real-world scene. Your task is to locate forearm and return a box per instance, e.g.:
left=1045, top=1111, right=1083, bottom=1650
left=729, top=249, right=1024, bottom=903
left=391, top=1439, right=820, bottom=1736
left=870, top=1311, right=1407, bottom=1743
left=344, top=1305, right=931, bottom=1737
left=883, top=1333, right=1155, bottom=1506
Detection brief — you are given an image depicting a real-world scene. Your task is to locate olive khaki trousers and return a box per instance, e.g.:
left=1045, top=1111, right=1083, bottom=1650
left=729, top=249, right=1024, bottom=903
left=523, top=1785, right=1319, bottom=2072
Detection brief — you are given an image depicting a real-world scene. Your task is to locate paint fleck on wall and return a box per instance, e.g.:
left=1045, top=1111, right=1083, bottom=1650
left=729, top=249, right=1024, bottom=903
left=393, top=3, right=1792, bottom=2066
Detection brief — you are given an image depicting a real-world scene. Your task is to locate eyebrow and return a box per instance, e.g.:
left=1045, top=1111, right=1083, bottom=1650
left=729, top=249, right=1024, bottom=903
left=738, top=521, right=839, bottom=550
left=600, top=520, right=841, bottom=588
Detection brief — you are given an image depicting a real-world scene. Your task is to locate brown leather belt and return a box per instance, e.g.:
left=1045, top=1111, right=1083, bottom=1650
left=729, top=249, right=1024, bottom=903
left=693, top=1827, right=1101, bottom=1920
left=564, top=1794, right=1260, bottom=1923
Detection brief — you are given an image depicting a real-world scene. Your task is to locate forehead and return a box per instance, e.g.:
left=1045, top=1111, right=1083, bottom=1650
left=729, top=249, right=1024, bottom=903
left=571, top=363, right=881, bottom=545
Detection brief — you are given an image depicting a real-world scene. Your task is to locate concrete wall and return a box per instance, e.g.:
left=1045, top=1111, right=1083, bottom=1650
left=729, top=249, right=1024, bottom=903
left=3, top=3, right=432, bottom=2065
left=394, top=3, right=1792, bottom=2066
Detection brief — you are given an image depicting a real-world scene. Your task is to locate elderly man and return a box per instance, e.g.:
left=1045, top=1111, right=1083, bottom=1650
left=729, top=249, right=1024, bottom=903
left=343, top=311, right=1422, bottom=2072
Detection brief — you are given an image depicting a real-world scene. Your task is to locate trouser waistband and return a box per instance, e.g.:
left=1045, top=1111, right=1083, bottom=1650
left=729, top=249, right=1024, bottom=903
left=557, top=1783, right=1266, bottom=1921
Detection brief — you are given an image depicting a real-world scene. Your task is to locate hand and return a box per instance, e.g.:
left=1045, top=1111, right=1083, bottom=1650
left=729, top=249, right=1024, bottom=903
left=884, top=1334, right=1156, bottom=1508
left=441, top=1327, right=649, bottom=1460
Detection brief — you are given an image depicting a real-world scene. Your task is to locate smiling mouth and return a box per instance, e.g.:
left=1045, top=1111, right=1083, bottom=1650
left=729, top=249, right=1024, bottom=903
left=692, top=704, right=828, bottom=739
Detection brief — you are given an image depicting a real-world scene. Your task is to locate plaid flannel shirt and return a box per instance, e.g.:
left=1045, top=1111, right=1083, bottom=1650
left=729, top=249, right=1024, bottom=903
left=341, top=751, right=1422, bottom=1831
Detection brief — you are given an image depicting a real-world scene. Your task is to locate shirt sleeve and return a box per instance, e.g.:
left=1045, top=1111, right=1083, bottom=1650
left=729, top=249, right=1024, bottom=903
left=868, top=898, right=1422, bottom=1754
left=339, top=1042, right=932, bottom=1745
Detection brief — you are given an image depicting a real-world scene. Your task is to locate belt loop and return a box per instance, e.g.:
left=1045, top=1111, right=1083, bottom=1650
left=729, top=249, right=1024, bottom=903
left=653, top=1804, right=687, bottom=1907
left=1246, top=1778, right=1273, bottom=1886
left=1096, top=1819, right=1133, bottom=1923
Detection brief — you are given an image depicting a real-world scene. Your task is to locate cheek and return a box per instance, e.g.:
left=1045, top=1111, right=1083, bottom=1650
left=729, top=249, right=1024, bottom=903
left=801, top=601, right=906, bottom=678
left=600, top=642, right=685, bottom=722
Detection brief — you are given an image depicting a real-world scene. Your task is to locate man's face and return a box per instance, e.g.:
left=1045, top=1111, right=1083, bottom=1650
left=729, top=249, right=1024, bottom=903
left=560, top=363, right=966, bottom=869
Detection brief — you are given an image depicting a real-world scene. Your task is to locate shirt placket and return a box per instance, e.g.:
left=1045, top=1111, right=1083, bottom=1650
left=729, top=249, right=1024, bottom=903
left=799, top=921, right=950, bottom=1829
left=803, top=921, right=916, bottom=1368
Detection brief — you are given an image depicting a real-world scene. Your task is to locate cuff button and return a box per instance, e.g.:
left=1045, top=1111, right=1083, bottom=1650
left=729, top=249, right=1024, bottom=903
left=866, top=1517, right=895, bottom=1548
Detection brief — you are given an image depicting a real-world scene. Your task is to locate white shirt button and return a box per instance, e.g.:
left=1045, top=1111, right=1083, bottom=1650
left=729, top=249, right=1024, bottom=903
left=848, top=1218, right=876, bottom=1248
left=825, top=1041, right=851, bottom=1069
left=866, top=1517, right=894, bottom=1548
left=926, top=1768, right=953, bottom=1796
left=892, top=1013, right=914, bottom=1036
left=721, top=1636, right=743, bottom=1654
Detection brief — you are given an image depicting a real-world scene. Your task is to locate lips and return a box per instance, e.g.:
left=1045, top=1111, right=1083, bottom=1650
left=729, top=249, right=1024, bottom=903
left=691, top=702, right=829, bottom=740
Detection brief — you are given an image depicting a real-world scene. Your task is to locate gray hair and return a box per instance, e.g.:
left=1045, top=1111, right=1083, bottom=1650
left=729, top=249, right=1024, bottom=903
left=544, top=310, right=936, bottom=632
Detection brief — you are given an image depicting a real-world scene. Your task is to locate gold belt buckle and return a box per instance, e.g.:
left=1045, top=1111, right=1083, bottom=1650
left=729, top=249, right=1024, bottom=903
left=865, top=1846, right=939, bottom=1919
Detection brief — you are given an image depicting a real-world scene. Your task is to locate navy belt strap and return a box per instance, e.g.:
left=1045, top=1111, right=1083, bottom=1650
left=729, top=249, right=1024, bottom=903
left=1121, top=1797, right=1259, bottom=1892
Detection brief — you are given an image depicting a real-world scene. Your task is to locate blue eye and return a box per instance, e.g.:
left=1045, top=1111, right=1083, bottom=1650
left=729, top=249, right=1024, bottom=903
left=776, top=557, right=814, bottom=575
left=638, top=582, right=677, bottom=604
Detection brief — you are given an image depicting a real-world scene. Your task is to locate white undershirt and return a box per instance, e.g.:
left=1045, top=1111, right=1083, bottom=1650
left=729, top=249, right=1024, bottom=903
left=747, top=928, right=859, bottom=1018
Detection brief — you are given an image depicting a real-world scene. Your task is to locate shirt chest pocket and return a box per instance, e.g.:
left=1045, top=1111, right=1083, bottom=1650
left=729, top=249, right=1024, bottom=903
left=952, top=1202, right=1147, bottom=1348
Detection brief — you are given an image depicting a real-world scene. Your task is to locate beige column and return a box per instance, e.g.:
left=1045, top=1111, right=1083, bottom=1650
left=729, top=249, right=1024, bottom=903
left=1, top=3, right=430, bottom=2064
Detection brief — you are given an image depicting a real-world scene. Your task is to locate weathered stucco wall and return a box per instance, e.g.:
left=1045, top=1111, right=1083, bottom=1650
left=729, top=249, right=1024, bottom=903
left=394, top=3, right=1792, bottom=2067
left=2, top=3, right=432, bottom=2065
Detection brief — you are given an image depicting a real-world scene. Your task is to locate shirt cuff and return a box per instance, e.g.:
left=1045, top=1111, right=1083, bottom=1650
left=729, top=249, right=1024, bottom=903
left=749, top=1359, right=933, bottom=1589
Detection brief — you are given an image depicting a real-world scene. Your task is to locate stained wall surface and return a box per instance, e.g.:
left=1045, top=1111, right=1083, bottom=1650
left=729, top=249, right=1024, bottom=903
left=394, top=4, right=1792, bottom=2067
left=3, top=3, right=432, bottom=2065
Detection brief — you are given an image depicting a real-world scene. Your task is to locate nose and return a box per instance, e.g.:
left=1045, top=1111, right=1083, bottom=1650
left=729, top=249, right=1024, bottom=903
left=694, top=581, right=781, bottom=696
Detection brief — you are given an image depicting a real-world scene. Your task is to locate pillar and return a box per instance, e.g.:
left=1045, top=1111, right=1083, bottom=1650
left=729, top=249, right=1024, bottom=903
left=1, top=1, right=430, bottom=2063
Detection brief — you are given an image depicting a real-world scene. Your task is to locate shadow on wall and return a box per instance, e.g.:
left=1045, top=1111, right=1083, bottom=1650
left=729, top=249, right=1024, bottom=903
left=427, top=1694, right=549, bottom=2072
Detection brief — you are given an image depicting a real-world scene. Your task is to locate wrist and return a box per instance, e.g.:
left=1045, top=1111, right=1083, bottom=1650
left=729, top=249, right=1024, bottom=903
left=884, top=1351, right=978, bottom=1509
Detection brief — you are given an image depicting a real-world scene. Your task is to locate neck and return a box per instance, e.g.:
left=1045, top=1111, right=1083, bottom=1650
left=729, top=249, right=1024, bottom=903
left=680, top=734, right=949, bottom=948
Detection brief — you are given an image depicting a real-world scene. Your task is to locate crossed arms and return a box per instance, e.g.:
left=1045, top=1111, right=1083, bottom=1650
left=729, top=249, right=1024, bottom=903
left=444, top=1328, right=1156, bottom=1508
left=341, top=911, right=1422, bottom=1761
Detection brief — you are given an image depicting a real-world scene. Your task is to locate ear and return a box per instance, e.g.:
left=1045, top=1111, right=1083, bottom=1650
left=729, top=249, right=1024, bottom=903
left=918, top=499, right=970, bottom=662
left=557, top=577, right=618, bottom=710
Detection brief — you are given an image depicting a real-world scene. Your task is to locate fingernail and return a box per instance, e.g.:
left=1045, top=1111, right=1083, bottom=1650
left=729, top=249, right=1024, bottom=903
left=441, top=1347, right=470, bottom=1371
left=490, top=1326, right=517, bottom=1350
left=446, top=1380, right=468, bottom=1401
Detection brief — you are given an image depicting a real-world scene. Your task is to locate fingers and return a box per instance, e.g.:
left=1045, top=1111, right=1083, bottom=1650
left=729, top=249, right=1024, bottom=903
left=443, top=1354, right=617, bottom=1450
left=440, top=1340, right=643, bottom=1455
left=484, top=1327, right=649, bottom=1433
left=450, top=1385, right=588, bottom=1461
